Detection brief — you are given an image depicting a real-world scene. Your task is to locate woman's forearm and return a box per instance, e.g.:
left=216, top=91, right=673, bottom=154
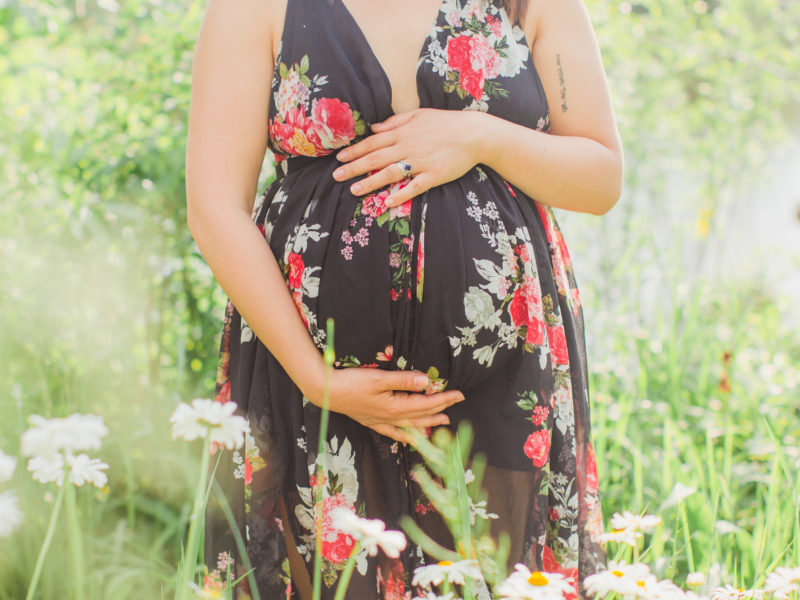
left=474, top=111, right=623, bottom=216
left=187, top=205, right=328, bottom=402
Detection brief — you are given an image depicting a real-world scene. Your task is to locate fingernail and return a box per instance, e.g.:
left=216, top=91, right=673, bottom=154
left=333, top=168, right=344, bottom=180
left=385, top=195, right=394, bottom=206
left=351, top=182, right=362, bottom=194
left=337, top=151, right=349, bottom=161
left=458, top=393, right=465, bottom=401
left=414, top=375, right=429, bottom=388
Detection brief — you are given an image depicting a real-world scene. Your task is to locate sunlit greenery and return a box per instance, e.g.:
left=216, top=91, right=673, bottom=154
left=1, top=0, right=798, bottom=598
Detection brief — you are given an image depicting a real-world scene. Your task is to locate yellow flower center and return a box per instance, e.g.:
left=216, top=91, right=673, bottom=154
left=611, top=570, right=625, bottom=577
left=527, top=571, right=549, bottom=586
left=437, top=560, right=453, bottom=567
left=636, top=580, right=646, bottom=588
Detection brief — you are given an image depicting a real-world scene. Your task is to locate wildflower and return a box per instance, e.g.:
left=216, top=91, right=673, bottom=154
left=329, top=507, right=407, bottom=558
left=659, top=482, right=697, bottom=511
left=27, top=452, right=109, bottom=488
left=583, top=561, right=653, bottom=599
left=21, top=414, right=108, bottom=458
left=0, top=450, right=16, bottom=482
left=596, top=527, right=642, bottom=546
left=709, top=584, right=764, bottom=599
left=412, top=559, right=484, bottom=589
left=764, top=567, right=800, bottom=600
left=610, top=510, right=662, bottom=533
left=0, top=491, right=23, bottom=537
left=187, top=581, right=224, bottom=599
left=687, top=572, right=707, bottom=587
left=169, top=399, right=250, bottom=451
left=495, top=563, right=574, bottom=600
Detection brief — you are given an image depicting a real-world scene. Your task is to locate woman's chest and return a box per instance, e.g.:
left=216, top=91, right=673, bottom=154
left=268, top=0, right=550, bottom=160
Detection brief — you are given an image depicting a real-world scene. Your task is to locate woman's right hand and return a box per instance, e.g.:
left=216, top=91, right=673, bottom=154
left=307, top=368, right=465, bottom=445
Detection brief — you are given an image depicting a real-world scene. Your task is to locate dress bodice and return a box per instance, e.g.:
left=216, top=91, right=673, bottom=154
left=267, top=0, right=550, bottom=167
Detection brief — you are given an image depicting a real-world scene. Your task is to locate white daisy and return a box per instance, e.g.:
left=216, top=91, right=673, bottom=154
left=330, top=507, right=407, bottom=558
left=21, top=413, right=108, bottom=458
left=412, top=559, right=484, bottom=589
left=169, top=399, right=250, bottom=450
left=27, top=452, right=109, bottom=488
left=583, top=561, right=653, bottom=599
left=495, top=564, right=574, bottom=600
left=686, top=572, right=707, bottom=587
left=610, top=510, right=662, bottom=533
left=764, top=567, right=800, bottom=600
left=0, top=490, right=23, bottom=537
left=596, top=527, right=642, bottom=546
left=709, top=584, right=764, bottom=599
left=0, top=449, right=16, bottom=482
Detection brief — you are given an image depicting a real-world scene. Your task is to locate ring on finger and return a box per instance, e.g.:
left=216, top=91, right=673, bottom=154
left=394, top=160, right=413, bottom=179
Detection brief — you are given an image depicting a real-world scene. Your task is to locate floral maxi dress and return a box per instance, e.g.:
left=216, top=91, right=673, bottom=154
left=205, top=0, right=607, bottom=598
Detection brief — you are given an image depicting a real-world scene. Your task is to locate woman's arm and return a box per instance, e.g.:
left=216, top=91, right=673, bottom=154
left=331, top=0, right=623, bottom=216
left=479, top=0, right=624, bottom=215
left=185, top=0, right=463, bottom=444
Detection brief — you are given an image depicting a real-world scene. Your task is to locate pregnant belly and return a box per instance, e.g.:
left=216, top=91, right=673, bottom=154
left=259, top=160, right=556, bottom=392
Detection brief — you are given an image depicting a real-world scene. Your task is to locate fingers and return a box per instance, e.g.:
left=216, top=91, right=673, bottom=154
left=333, top=146, right=400, bottom=190
left=369, top=423, right=415, bottom=446
left=350, top=160, right=409, bottom=197
left=385, top=173, right=432, bottom=208
left=394, top=413, right=451, bottom=429
left=384, top=370, right=432, bottom=392
left=334, top=130, right=394, bottom=164
left=370, top=110, right=417, bottom=133
left=390, top=389, right=466, bottom=420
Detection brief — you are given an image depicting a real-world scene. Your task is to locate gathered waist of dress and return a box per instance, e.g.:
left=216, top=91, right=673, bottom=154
left=276, top=153, right=342, bottom=178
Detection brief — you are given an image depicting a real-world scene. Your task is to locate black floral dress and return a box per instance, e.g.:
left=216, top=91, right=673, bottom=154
left=204, top=0, right=607, bottom=598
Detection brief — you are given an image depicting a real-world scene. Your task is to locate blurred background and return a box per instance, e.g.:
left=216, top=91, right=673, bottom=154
left=0, top=0, right=798, bottom=598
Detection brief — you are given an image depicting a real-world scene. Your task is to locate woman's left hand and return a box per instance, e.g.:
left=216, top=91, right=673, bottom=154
left=331, top=108, right=489, bottom=208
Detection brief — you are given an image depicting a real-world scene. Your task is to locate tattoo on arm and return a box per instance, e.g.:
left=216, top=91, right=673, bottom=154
left=556, top=53, right=568, bottom=113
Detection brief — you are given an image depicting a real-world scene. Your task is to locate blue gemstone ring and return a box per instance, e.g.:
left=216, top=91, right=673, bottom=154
left=395, top=160, right=413, bottom=178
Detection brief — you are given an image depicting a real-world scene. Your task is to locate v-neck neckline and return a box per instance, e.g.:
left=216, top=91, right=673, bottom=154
left=335, top=0, right=445, bottom=115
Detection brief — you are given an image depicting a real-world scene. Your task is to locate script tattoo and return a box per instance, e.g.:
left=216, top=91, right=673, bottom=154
left=556, top=53, right=568, bottom=113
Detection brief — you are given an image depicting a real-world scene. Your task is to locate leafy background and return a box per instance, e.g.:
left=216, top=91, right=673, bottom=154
left=0, top=0, right=798, bottom=597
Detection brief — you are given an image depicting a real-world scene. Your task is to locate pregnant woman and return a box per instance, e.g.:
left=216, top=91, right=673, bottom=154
left=185, top=0, right=623, bottom=597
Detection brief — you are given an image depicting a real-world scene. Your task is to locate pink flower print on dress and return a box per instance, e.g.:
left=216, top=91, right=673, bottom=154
left=287, top=252, right=305, bottom=289
left=318, top=494, right=357, bottom=564
left=446, top=33, right=502, bottom=101
left=508, top=276, right=546, bottom=346
left=523, top=429, right=550, bottom=467
left=546, top=323, right=570, bottom=366
left=311, top=97, right=357, bottom=148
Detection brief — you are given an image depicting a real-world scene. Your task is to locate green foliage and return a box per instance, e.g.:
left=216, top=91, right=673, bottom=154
left=0, top=0, right=798, bottom=598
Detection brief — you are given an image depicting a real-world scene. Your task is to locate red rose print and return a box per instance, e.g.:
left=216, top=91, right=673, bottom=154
left=485, top=14, right=503, bottom=37
left=542, top=545, right=578, bottom=600
left=322, top=532, right=356, bottom=564
left=215, top=379, right=231, bottom=404
left=271, top=107, right=326, bottom=156
left=509, top=277, right=546, bottom=346
left=362, top=191, right=389, bottom=217
left=523, top=429, right=550, bottom=467
left=547, top=323, right=569, bottom=365
left=531, top=404, right=549, bottom=426
left=287, top=252, right=304, bottom=289
left=244, top=455, right=253, bottom=485
left=446, top=33, right=501, bottom=101
left=319, top=494, right=357, bottom=563
left=311, top=97, right=356, bottom=148
left=585, top=442, right=599, bottom=494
